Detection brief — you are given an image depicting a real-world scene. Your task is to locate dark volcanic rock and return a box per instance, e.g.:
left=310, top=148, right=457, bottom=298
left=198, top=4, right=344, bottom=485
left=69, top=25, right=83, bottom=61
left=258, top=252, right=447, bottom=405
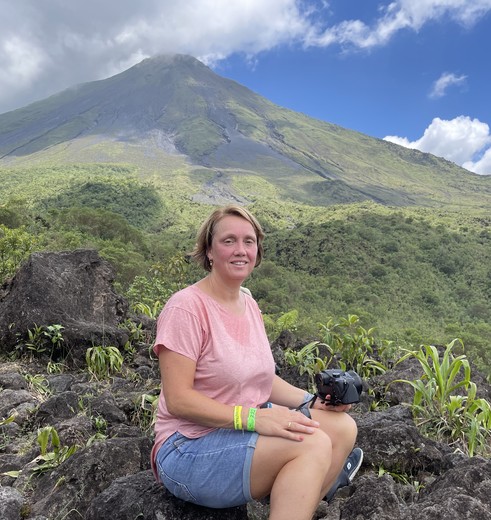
left=0, top=486, right=25, bottom=520
left=86, top=470, right=248, bottom=520
left=1, top=250, right=491, bottom=520
left=26, top=437, right=152, bottom=519
left=0, top=249, right=128, bottom=364
left=355, top=405, right=452, bottom=475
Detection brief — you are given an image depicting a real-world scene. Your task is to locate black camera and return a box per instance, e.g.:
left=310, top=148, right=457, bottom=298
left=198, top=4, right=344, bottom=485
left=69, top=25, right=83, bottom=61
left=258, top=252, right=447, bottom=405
left=314, top=369, right=363, bottom=406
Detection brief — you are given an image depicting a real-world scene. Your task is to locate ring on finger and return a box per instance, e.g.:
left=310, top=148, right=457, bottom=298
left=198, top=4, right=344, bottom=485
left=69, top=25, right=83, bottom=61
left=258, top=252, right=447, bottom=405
left=287, top=421, right=292, bottom=430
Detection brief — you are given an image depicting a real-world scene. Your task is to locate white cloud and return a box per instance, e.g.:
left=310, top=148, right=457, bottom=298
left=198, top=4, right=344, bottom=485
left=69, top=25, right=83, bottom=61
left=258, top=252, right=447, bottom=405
left=0, top=36, right=48, bottom=108
left=463, top=148, right=491, bottom=175
left=1, top=1, right=491, bottom=113
left=306, top=0, right=491, bottom=49
left=0, top=0, right=312, bottom=113
left=429, top=72, right=467, bottom=98
left=384, top=116, right=491, bottom=175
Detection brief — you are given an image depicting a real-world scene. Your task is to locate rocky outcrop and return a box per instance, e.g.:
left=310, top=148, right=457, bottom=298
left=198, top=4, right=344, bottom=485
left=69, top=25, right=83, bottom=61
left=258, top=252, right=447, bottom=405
left=0, top=250, right=490, bottom=519
left=0, top=249, right=128, bottom=365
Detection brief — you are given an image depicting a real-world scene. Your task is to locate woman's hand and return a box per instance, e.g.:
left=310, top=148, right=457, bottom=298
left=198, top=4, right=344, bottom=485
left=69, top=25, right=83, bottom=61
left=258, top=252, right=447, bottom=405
left=254, top=405, right=320, bottom=442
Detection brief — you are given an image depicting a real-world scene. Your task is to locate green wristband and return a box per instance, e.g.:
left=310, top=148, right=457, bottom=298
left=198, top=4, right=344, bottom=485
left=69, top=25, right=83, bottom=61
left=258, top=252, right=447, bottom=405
left=247, top=407, right=257, bottom=431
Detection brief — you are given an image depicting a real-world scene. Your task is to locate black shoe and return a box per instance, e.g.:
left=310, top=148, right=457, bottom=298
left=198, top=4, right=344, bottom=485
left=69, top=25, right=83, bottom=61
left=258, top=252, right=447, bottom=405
left=345, top=447, right=363, bottom=482
left=325, top=447, right=363, bottom=503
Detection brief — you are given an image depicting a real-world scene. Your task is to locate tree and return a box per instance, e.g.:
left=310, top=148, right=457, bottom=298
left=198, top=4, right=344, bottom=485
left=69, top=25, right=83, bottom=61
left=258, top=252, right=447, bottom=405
left=0, top=225, right=37, bottom=282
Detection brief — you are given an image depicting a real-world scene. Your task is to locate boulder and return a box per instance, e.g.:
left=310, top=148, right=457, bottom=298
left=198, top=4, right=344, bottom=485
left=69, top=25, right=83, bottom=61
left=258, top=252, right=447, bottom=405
left=0, top=486, right=25, bottom=520
left=85, top=470, right=248, bottom=520
left=355, top=405, right=452, bottom=475
left=25, top=437, right=152, bottom=519
left=0, top=249, right=129, bottom=364
left=340, top=456, right=491, bottom=520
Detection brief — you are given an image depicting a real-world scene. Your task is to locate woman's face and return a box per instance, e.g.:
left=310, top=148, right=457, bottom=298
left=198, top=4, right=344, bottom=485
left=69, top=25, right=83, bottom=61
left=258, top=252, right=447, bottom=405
left=208, top=215, right=258, bottom=282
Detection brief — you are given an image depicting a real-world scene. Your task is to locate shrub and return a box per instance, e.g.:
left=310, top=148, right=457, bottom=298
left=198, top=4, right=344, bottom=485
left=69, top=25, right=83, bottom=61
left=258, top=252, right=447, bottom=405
left=0, top=224, right=37, bottom=282
left=318, top=314, right=389, bottom=380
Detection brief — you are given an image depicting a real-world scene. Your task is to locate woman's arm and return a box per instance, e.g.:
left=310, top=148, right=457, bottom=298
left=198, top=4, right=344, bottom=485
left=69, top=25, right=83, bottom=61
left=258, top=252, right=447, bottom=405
left=269, top=375, right=309, bottom=409
left=269, top=374, right=352, bottom=413
left=160, top=348, right=320, bottom=440
left=159, top=348, right=234, bottom=428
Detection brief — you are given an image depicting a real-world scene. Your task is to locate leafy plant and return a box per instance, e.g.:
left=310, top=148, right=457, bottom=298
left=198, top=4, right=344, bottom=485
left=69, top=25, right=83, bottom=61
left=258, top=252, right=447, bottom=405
left=119, top=318, right=154, bottom=360
left=284, top=341, right=328, bottom=390
left=24, top=373, right=51, bottom=398
left=377, top=466, right=423, bottom=492
left=123, top=318, right=154, bottom=344
left=47, top=360, right=68, bottom=374
left=0, top=415, right=15, bottom=426
left=86, top=345, right=124, bottom=380
left=263, top=309, right=299, bottom=341
left=86, top=415, right=108, bottom=447
left=319, top=315, right=389, bottom=379
left=395, top=339, right=491, bottom=456
left=132, top=393, right=159, bottom=433
left=43, top=324, right=65, bottom=349
left=19, top=323, right=65, bottom=359
left=282, top=314, right=390, bottom=392
left=132, top=301, right=162, bottom=320
left=93, top=415, right=108, bottom=434
left=32, top=426, right=78, bottom=475
left=24, top=324, right=47, bottom=354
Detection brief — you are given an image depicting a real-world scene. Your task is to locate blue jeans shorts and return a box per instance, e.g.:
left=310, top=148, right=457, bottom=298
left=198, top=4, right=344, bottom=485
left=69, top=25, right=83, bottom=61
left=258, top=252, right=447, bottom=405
left=156, top=429, right=259, bottom=508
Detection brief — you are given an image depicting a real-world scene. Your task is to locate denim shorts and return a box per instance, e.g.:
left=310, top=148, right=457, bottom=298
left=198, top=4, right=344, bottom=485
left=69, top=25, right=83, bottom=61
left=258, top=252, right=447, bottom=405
left=156, top=429, right=259, bottom=508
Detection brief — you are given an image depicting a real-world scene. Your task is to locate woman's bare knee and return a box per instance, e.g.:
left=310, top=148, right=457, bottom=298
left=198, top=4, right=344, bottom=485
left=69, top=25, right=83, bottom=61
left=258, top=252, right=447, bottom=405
left=308, top=428, right=333, bottom=461
left=313, top=410, right=357, bottom=443
left=250, top=429, right=332, bottom=498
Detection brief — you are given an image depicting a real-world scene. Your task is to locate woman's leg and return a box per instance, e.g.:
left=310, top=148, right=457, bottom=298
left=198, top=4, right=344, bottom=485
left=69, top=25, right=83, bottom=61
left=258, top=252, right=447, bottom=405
left=250, top=428, right=333, bottom=520
left=311, top=409, right=358, bottom=493
left=249, top=411, right=357, bottom=520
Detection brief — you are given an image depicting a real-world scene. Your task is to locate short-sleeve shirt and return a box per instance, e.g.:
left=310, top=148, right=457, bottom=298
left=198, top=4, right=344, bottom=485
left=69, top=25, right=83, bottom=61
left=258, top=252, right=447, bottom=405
left=150, top=284, right=276, bottom=477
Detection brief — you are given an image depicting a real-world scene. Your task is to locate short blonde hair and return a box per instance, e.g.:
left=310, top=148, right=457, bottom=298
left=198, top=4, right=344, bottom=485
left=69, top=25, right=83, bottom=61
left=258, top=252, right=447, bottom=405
left=190, top=205, right=265, bottom=272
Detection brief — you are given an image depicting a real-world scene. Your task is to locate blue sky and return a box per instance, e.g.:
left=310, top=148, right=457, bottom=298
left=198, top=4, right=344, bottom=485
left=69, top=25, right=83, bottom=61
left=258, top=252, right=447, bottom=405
left=1, top=0, right=490, bottom=174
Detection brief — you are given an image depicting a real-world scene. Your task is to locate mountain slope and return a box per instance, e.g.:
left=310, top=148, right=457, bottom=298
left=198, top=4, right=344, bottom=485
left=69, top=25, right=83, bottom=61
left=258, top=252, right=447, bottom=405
left=1, top=54, right=490, bottom=208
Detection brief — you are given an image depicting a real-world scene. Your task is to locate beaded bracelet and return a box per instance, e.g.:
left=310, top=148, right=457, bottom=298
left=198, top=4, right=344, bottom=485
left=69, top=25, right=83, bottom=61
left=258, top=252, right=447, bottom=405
left=247, top=407, right=257, bottom=431
left=233, top=405, right=243, bottom=430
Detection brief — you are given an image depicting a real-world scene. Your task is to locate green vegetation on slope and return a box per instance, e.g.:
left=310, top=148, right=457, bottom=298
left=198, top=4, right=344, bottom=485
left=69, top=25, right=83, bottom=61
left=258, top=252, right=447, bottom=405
left=1, top=162, right=490, bottom=377
left=42, top=176, right=164, bottom=229
left=247, top=207, right=491, bottom=369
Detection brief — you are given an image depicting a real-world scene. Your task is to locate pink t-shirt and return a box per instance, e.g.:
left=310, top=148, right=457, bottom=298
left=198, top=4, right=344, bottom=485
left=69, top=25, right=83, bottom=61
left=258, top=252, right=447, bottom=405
left=150, top=284, right=276, bottom=478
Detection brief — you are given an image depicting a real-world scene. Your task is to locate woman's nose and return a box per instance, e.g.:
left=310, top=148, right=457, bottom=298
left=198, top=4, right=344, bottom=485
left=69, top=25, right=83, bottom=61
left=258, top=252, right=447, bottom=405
left=234, top=241, right=246, bottom=254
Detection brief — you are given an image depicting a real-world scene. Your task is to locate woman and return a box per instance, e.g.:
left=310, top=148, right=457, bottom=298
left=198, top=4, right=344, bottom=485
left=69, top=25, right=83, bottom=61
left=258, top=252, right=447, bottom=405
left=151, top=205, right=362, bottom=520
